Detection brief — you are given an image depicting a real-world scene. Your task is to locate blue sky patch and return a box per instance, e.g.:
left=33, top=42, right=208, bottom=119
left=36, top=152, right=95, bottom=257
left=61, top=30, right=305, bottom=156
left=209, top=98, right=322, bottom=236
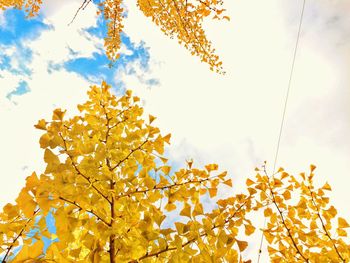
left=0, top=9, right=49, bottom=45
left=0, top=5, right=157, bottom=97
left=0, top=43, right=33, bottom=75
left=64, top=21, right=153, bottom=89
left=6, top=80, right=30, bottom=99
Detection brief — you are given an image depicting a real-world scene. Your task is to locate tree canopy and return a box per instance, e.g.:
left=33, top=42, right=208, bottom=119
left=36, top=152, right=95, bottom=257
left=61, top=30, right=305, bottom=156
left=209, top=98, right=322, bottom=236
left=1, top=83, right=349, bottom=262
left=1, top=1, right=349, bottom=262
left=0, top=0, right=229, bottom=73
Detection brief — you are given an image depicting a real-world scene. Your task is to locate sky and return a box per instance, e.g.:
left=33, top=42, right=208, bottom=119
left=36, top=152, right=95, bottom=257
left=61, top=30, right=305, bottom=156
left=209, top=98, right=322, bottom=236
left=0, top=0, right=349, bottom=260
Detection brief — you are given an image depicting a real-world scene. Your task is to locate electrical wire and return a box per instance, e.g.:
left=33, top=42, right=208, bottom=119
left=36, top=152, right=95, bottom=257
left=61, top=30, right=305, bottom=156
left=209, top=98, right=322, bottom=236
left=272, top=0, right=306, bottom=173
left=257, top=0, right=306, bottom=262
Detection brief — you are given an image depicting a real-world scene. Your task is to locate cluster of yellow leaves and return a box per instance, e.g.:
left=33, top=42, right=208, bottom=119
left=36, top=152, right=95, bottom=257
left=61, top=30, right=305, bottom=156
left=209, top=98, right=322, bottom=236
left=1, top=0, right=227, bottom=73
left=0, top=0, right=42, bottom=17
left=99, top=0, right=124, bottom=62
left=250, top=164, right=350, bottom=262
left=137, top=0, right=227, bottom=73
left=1, top=83, right=250, bottom=262
left=1, top=84, right=350, bottom=262
left=0, top=172, right=48, bottom=262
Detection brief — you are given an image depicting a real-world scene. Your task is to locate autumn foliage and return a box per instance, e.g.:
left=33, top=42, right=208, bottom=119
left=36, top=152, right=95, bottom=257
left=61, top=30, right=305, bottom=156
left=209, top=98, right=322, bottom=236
left=1, top=83, right=349, bottom=262
left=1, top=0, right=348, bottom=262
left=0, top=0, right=228, bottom=73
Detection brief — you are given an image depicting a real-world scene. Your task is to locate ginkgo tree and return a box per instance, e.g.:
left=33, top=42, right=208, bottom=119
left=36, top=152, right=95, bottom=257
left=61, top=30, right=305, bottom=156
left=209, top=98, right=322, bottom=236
left=0, top=0, right=229, bottom=73
left=1, top=83, right=350, bottom=262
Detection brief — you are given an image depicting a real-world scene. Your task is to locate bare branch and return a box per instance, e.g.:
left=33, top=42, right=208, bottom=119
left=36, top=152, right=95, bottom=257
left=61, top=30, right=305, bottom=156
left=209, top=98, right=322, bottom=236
left=68, top=0, right=92, bottom=26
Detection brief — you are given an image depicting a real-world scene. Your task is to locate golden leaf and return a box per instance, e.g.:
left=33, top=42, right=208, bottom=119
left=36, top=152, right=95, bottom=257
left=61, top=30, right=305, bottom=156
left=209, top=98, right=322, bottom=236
left=246, top=178, right=255, bottom=186
left=165, top=202, right=177, bottom=212
left=223, top=179, right=232, bottom=187
left=180, top=204, right=192, bottom=218
left=264, top=207, right=273, bottom=217
left=52, top=108, right=66, bottom=121
left=208, top=188, right=217, bottom=198
left=337, top=228, right=347, bottom=237
left=149, top=114, right=156, bottom=124
left=338, top=217, right=350, bottom=228
left=236, top=239, right=248, bottom=252
left=310, top=164, right=316, bottom=172
left=263, top=231, right=275, bottom=244
left=244, top=224, right=255, bottom=236
left=322, top=182, right=332, bottom=191
left=34, top=119, right=47, bottom=130
left=192, top=203, right=204, bottom=216
left=205, top=163, right=218, bottom=172
left=282, top=190, right=291, bottom=200
left=161, top=166, right=171, bottom=175
left=162, top=133, right=171, bottom=144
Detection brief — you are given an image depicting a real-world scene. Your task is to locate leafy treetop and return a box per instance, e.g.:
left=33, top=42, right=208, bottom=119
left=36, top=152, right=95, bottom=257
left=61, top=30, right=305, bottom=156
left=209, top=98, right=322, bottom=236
left=0, top=84, right=350, bottom=262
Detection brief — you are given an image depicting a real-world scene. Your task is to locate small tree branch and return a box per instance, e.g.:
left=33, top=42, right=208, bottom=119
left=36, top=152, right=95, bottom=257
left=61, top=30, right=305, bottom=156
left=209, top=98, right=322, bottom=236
left=111, top=140, right=149, bottom=171
left=115, top=177, right=215, bottom=200
left=129, top=196, right=250, bottom=262
left=2, top=209, right=39, bottom=263
left=58, top=196, right=111, bottom=227
left=195, top=0, right=218, bottom=12
left=308, top=187, right=345, bottom=262
left=262, top=165, right=309, bottom=262
left=68, top=0, right=92, bottom=26
left=59, top=133, right=112, bottom=204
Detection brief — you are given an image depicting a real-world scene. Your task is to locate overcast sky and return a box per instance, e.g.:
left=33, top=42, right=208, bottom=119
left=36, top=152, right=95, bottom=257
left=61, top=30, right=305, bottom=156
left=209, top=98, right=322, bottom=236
left=121, top=0, right=350, bottom=258
left=119, top=0, right=350, bottom=209
left=0, top=0, right=349, bottom=260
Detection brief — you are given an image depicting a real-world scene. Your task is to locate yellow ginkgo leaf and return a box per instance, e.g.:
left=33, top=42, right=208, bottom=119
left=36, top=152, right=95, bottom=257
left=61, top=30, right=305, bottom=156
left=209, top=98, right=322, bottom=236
left=264, top=207, right=273, bottom=217
left=208, top=188, right=217, bottom=198
left=236, top=240, right=248, bottom=252
left=180, top=204, right=191, bottom=218
left=162, top=133, right=171, bottom=145
left=223, top=179, right=232, bottom=187
left=310, top=164, right=317, bottom=172
left=338, top=217, right=350, bottom=228
left=149, top=114, right=156, bottom=124
left=52, top=108, right=66, bottom=121
left=164, top=202, right=177, bottom=212
left=322, top=182, right=332, bottom=191
left=205, top=163, right=218, bottom=172
left=244, top=224, right=255, bottom=236
left=34, top=119, right=47, bottom=130
left=192, top=203, right=204, bottom=216
left=246, top=178, right=255, bottom=186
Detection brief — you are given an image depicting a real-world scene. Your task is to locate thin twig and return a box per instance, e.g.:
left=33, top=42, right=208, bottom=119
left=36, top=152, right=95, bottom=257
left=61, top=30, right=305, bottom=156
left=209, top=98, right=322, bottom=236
left=68, top=0, right=92, bottom=26
left=59, top=196, right=111, bottom=227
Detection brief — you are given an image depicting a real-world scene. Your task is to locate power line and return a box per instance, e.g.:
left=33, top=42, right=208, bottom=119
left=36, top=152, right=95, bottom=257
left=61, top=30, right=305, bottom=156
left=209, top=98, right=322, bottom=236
left=257, top=0, right=306, bottom=262
left=272, top=0, right=306, bottom=173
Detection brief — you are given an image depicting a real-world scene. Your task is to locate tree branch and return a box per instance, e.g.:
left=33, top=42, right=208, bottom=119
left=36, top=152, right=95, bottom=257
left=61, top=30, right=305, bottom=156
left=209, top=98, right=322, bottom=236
left=111, top=140, right=149, bottom=171
left=68, top=0, right=92, bottom=26
left=58, top=196, right=111, bottom=227
left=266, top=177, right=309, bottom=262
left=115, top=177, right=214, bottom=200
left=129, top=196, right=250, bottom=262
left=308, top=187, right=345, bottom=262
left=2, top=209, right=39, bottom=263
left=59, top=132, right=112, bottom=204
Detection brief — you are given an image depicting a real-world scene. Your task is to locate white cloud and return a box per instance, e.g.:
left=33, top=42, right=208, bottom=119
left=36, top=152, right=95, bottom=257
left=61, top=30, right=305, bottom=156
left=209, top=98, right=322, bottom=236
left=25, top=0, right=102, bottom=65
left=122, top=0, right=350, bottom=192
left=0, top=1, right=101, bottom=206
